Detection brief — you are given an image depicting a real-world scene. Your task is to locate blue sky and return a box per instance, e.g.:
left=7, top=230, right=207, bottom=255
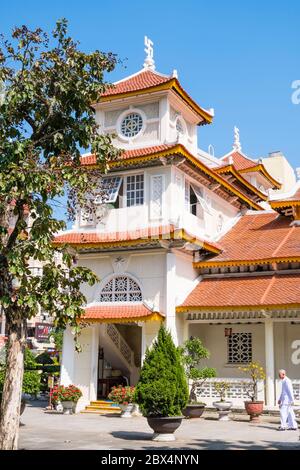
left=1, top=0, right=300, bottom=170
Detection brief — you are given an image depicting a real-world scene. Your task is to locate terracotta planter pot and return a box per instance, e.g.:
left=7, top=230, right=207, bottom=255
left=182, top=404, right=205, bottom=418
left=244, top=401, right=264, bottom=422
left=147, top=416, right=183, bottom=441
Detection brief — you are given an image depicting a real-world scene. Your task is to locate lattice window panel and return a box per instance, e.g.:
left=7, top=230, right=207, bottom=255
left=227, top=333, right=252, bottom=364
left=195, top=380, right=252, bottom=400
left=100, top=276, right=142, bottom=302
left=150, top=175, right=163, bottom=219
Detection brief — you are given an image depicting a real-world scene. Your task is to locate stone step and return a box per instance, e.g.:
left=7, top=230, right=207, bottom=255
left=81, top=399, right=122, bottom=415
left=81, top=408, right=121, bottom=415
left=90, top=400, right=117, bottom=406
left=85, top=405, right=120, bottom=411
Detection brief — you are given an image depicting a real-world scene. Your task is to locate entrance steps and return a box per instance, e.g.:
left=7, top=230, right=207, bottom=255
left=81, top=400, right=121, bottom=415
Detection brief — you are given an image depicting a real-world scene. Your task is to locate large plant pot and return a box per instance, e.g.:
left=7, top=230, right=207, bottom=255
left=244, top=401, right=264, bottom=422
left=62, top=400, right=76, bottom=415
left=182, top=404, right=205, bottom=419
left=147, top=416, right=183, bottom=441
left=213, top=401, right=232, bottom=421
left=120, top=403, right=134, bottom=418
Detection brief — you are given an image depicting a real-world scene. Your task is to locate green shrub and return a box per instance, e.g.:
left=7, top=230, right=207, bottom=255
left=22, top=370, right=41, bottom=395
left=0, top=368, right=40, bottom=395
left=24, top=348, right=38, bottom=370
left=134, top=325, right=188, bottom=417
left=0, top=347, right=42, bottom=396
left=179, top=337, right=216, bottom=403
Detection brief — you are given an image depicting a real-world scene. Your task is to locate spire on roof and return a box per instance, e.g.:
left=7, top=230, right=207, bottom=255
left=143, top=36, right=155, bottom=71
left=233, top=125, right=242, bottom=152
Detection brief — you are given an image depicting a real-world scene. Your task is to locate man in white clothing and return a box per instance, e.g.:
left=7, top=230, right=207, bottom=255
left=278, top=369, right=298, bottom=431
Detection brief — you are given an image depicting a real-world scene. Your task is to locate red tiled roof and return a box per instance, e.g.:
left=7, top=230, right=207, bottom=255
left=98, top=69, right=213, bottom=125
left=54, top=225, right=174, bottom=245
left=83, top=303, right=162, bottom=322
left=179, top=273, right=300, bottom=309
left=80, top=144, right=174, bottom=166
left=194, top=212, right=300, bottom=267
left=221, top=151, right=281, bottom=189
left=102, top=70, right=171, bottom=97
left=53, top=224, right=221, bottom=254
left=221, top=151, right=257, bottom=171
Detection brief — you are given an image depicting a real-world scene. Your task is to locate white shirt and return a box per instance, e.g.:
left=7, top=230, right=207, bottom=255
left=279, top=377, right=294, bottom=405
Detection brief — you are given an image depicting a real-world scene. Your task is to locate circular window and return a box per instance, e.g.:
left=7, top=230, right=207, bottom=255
left=120, top=112, right=143, bottom=138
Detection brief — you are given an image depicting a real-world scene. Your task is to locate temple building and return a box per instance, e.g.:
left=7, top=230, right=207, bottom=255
left=55, top=37, right=300, bottom=411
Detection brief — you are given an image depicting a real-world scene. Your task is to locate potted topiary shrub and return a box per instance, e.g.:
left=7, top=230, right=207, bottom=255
left=51, top=384, right=82, bottom=414
left=239, top=362, right=266, bottom=422
left=108, top=385, right=136, bottom=418
left=212, top=381, right=232, bottom=421
left=134, top=325, right=188, bottom=441
left=179, top=337, right=216, bottom=418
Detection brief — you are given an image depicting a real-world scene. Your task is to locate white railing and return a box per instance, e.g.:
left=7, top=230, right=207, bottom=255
left=105, top=323, right=134, bottom=369
left=275, top=379, right=300, bottom=403
left=193, top=378, right=265, bottom=407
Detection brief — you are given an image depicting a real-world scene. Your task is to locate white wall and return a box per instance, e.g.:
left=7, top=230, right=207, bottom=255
left=188, top=322, right=300, bottom=381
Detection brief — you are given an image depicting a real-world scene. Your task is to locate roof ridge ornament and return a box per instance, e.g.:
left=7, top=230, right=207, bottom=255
left=143, top=36, right=155, bottom=71
left=233, top=125, right=242, bottom=152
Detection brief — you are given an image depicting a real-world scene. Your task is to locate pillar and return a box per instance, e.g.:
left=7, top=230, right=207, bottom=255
left=264, top=319, right=275, bottom=407
left=60, top=326, right=76, bottom=386
left=141, top=323, right=146, bottom=365
left=165, top=251, right=178, bottom=346
left=89, top=324, right=99, bottom=401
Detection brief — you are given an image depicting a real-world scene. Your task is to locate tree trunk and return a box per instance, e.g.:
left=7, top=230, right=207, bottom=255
left=0, top=319, right=26, bottom=450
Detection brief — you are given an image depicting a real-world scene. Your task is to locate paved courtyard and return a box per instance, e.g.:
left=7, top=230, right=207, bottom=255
left=19, top=402, right=300, bottom=450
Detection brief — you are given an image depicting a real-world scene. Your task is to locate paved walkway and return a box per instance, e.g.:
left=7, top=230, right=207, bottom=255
left=19, top=402, right=300, bottom=450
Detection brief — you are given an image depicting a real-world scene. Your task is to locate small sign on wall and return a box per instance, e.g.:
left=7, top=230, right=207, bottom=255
left=224, top=328, right=232, bottom=337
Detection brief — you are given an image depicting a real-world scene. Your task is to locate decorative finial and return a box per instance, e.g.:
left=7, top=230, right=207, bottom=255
left=143, top=36, right=155, bottom=70
left=172, top=69, right=178, bottom=79
left=233, top=126, right=242, bottom=152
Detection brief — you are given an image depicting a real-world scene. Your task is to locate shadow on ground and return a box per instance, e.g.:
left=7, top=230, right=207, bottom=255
left=111, top=431, right=152, bottom=441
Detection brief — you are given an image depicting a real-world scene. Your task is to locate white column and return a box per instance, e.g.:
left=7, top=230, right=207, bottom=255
left=182, top=320, right=189, bottom=343
left=165, top=251, right=178, bottom=346
left=264, top=319, right=275, bottom=407
left=89, top=324, right=99, bottom=402
left=141, top=324, right=146, bottom=365
left=60, top=326, right=76, bottom=386
left=159, top=96, right=170, bottom=143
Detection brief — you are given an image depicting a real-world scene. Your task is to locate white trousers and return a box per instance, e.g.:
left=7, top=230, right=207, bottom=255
left=280, top=404, right=298, bottom=429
